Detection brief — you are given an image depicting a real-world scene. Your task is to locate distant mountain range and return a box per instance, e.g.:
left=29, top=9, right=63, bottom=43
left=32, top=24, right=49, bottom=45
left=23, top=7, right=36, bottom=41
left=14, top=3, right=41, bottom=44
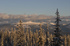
left=0, top=13, right=70, bottom=19
left=0, top=13, right=70, bottom=24
left=0, top=13, right=70, bottom=34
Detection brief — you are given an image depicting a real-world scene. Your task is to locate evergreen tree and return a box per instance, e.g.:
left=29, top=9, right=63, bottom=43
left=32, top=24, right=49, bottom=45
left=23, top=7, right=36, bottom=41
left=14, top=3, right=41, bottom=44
left=1, top=31, right=4, bottom=46
left=26, top=27, right=29, bottom=46
left=34, top=30, right=39, bottom=46
left=67, top=35, right=70, bottom=46
left=13, top=31, right=17, bottom=46
left=38, top=24, right=46, bottom=46
left=52, top=9, right=63, bottom=46
left=45, top=23, right=50, bottom=46
left=29, top=29, right=33, bottom=46
left=16, top=20, right=24, bottom=31
left=64, top=35, right=67, bottom=46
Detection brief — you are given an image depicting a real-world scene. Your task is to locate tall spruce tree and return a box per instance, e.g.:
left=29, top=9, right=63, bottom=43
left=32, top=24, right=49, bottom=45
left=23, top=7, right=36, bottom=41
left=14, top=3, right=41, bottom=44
left=52, top=9, right=63, bottom=46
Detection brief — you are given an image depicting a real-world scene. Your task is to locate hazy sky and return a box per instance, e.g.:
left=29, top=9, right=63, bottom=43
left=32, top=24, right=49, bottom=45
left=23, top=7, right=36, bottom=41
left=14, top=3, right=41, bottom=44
left=0, top=0, right=70, bottom=16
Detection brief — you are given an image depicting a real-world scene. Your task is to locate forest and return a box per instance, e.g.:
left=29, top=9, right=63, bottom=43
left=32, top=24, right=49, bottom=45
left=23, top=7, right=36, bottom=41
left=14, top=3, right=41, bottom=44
left=0, top=20, right=70, bottom=46
left=0, top=9, right=70, bottom=46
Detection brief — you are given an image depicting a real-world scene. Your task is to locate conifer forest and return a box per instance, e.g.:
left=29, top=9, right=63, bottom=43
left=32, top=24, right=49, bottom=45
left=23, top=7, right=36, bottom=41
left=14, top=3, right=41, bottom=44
left=0, top=9, right=70, bottom=46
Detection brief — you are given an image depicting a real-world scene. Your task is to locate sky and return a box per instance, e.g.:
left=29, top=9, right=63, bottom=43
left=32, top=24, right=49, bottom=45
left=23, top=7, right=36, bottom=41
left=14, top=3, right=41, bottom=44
left=0, top=0, right=70, bottom=16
